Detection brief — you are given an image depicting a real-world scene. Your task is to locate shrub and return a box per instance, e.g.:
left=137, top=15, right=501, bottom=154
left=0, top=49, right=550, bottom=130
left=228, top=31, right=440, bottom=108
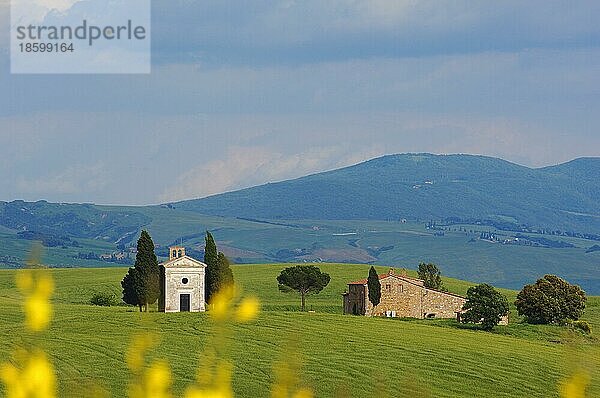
left=460, top=283, right=509, bottom=330
left=515, top=274, right=586, bottom=324
left=90, top=292, right=119, bottom=307
left=571, top=320, right=592, bottom=335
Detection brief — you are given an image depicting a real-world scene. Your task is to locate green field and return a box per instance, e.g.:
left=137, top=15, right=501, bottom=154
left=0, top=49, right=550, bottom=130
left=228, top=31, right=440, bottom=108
left=0, top=264, right=598, bottom=397
left=2, top=215, right=599, bottom=295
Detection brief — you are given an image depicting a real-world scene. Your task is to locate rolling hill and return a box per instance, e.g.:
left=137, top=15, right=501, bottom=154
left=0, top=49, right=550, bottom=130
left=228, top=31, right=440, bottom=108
left=0, top=153, right=599, bottom=294
left=0, top=264, right=598, bottom=397
left=174, top=153, right=600, bottom=233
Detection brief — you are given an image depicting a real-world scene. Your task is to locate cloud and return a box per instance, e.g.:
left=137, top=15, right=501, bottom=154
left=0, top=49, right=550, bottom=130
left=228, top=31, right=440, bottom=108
left=0, top=2, right=599, bottom=204
left=392, top=114, right=597, bottom=167
left=15, top=163, right=109, bottom=196
left=1, top=107, right=599, bottom=205
left=3, top=48, right=599, bottom=119
left=150, top=1, right=600, bottom=65
left=159, top=144, right=383, bottom=201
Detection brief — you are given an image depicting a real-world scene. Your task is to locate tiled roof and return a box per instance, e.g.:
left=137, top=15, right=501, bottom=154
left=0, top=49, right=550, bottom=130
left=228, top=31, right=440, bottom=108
left=347, top=271, right=466, bottom=299
left=347, top=273, right=421, bottom=285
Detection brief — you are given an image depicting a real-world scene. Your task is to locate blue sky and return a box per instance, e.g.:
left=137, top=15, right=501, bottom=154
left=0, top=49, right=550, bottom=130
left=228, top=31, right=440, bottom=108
left=1, top=1, right=599, bottom=204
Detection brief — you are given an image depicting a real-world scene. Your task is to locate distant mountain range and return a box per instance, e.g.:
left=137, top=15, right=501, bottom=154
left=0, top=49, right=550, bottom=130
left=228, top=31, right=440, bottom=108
left=1, top=154, right=599, bottom=241
left=173, top=153, right=600, bottom=234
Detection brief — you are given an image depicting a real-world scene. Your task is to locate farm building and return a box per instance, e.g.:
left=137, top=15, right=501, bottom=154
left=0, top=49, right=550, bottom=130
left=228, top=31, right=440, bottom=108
left=343, top=268, right=466, bottom=319
left=158, top=246, right=207, bottom=312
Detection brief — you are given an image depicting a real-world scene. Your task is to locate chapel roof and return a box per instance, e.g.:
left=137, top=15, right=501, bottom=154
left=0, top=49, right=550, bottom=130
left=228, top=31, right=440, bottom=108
left=160, top=255, right=207, bottom=268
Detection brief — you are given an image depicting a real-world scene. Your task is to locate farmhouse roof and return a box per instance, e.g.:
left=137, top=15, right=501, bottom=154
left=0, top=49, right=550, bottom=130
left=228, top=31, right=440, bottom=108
left=347, top=268, right=421, bottom=285
left=347, top=268, right=466, bottom=299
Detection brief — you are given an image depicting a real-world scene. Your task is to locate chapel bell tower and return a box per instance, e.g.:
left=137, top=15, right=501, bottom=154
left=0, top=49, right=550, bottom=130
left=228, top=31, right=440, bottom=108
left=169, top=246, right=186, bottom=260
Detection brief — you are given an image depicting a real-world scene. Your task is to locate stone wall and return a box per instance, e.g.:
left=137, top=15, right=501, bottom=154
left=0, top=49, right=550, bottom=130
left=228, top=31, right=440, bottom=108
left=420, top=289, right=466, bottom=318
left=345, top=274, right=466, bottom=319
left=366, top=276, right=423, bottom=317
left=163, top=266, right=205, bottom=312
left=343, top=284, right=366, bottom=315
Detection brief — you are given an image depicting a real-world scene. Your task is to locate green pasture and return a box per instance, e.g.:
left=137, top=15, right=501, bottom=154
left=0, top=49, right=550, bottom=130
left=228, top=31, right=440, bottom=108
left=0, top=264, right=598, bottom=397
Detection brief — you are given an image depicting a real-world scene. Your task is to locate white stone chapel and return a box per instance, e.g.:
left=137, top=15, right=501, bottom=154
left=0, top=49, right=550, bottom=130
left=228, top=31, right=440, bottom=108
left=159, top=246, right=207, bottom=312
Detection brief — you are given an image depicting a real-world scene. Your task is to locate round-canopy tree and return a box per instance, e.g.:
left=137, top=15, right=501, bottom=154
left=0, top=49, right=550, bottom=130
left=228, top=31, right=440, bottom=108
left=277, top=265, right=330, bottom=311
left=515, top=274, right=586, bottom=324
left=460, top=283, right=509, bottom=330
left=417, top=262, right=446, bottom=291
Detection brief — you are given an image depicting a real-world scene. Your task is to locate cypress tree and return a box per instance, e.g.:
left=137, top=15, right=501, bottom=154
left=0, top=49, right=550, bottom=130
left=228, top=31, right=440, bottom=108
left=121, top=267, right=144, bottom=311
left=122, top=230, right=160, bottom=312
left=204, top=231, right=219, bottom=301
left=367, top=266, right=381, bottom=308
left=216, top=252, right=234, bottom=291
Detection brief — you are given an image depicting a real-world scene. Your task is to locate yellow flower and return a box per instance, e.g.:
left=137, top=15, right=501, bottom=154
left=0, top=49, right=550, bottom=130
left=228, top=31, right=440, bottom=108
left=185, top=389, right=231, bottom=398
left=15, top=271, right=34, bottom=291
left=209, top=285, right=236, bottom=321
left=128, top=360, right=173, bottom=398
left=271, top=346, right=313, bottom=398
left=132, top=360, right=172, bottom=398
left=236, top=296, right=260, bottom=322
left=24, top=294, right=53, bottom=332
left=15, top=270, right=54, bottom=332
left=185, top=360, right=233, bottom=398
left=209, top=285, right=261, bottom=323
left=560, top=370, right=590, bottom=398
left=126, top=334, right=158, bottom=372
left=293, top=389, right=313, bottom=398
left=0, top=351, right=56, bottom=398
left=36, top=274, right=54, bottom=297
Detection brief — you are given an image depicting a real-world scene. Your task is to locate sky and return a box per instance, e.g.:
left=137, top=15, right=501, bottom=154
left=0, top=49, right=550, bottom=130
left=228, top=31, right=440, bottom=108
left=1, top=1, right=599, bottom=205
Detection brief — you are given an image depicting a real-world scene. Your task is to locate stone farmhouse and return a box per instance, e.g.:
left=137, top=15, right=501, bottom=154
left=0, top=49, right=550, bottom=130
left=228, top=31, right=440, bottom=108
left=158, top=246, right=207, bottom=312
left=343, top=268, right=466, bottom=319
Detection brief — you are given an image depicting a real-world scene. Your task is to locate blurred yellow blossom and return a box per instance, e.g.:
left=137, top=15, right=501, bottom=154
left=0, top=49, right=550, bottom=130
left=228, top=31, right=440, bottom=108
left=236, top=296, right=260, bottom=322
left=15, top=270, right=34, bottom=291
left=560, top=370, right=590, bottom=398
left=292, top=389, right=313, bottom=398
left=209, top=285, right=236, bottom=321
left=129, top=360, right=173, bottom=398
left=209, top=285, right=260, bottom=323
left=271, top=354, right=313, bottom=398
left=15, top=270, right=54, bottom=332
left=126, top=333, right=159, bottom=372
left=0, top=350, right=56, bottom=398
left=185, top=359, right=233, bottom=398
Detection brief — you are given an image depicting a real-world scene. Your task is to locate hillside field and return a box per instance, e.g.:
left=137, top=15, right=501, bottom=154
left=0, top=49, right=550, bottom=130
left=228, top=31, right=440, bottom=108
left=1, top=216, right=599, bottom=294
left=0, top=263, right=598, bottom=397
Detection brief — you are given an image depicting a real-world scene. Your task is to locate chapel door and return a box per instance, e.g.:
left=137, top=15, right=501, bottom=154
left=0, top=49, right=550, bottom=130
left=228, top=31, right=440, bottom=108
left=180, top=294, right=191, bottom=312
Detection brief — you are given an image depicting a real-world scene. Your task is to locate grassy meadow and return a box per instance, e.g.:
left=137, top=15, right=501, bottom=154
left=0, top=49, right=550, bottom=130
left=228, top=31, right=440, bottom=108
left=0, top=263, right=598, bottom=397
left=2, top=214, right=599, bottom=295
